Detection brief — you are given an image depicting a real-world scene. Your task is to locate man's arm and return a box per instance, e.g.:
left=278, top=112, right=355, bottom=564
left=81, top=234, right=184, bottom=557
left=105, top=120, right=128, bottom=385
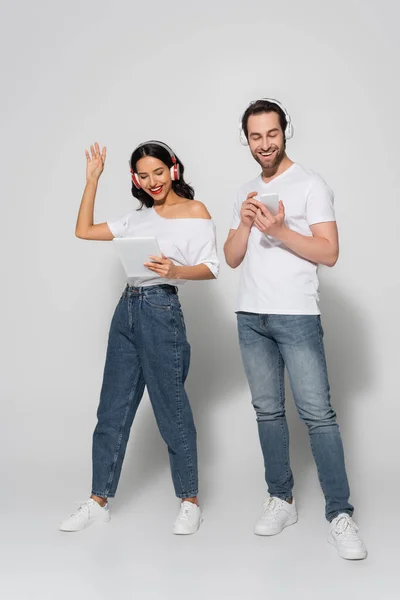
left=223, top=224, right=252, bottom=268
left=254, top=201, right=339, bottom=267
left=277, top=221, right=339, bottom=267
left=224, top=193, right=259, bottom=268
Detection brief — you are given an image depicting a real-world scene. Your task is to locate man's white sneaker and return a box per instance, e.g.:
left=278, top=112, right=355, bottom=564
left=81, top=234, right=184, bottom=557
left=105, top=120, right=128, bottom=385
left=254, top=497, right=298, bottom=536
left=59, top=499, right=111, bottom=532
left=328, top=513, right=367, bottom=560
left=172, top=501, right=202, bottom=535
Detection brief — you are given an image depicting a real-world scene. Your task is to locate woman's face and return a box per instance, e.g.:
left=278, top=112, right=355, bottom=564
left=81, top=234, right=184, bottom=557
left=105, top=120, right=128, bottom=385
left=135, top=156, right=172, bottom=202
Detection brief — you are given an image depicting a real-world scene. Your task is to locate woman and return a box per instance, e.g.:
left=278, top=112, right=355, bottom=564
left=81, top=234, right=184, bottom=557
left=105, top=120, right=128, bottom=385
left=60, top=140, right=219, bottom=535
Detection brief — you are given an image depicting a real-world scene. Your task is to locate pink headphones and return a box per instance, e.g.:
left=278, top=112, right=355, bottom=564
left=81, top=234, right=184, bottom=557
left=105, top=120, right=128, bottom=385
left=130, top=140, right=180, bottom=189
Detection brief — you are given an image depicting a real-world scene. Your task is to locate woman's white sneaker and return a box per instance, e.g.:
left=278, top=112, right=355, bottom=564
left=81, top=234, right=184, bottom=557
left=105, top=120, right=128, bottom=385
left=59, top=499, right=111, bottom=532
left=328, top=513, right=367, bottom=560
left=254, top=497, right=298, bottom=536
left=172, top=501, right=202, bottom=535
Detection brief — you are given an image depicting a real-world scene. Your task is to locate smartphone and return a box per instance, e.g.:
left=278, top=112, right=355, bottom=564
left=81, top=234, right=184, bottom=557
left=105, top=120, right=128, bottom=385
left=258, top=193, right=280, bottom=216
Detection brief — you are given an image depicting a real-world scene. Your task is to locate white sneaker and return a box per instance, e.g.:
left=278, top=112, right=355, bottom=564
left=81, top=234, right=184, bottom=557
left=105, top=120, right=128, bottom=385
left=255, top=497, right=298, bottom=536
left=172, top=501, right=202, bottom=535
left=59, top=499, right=111, bottom=532
left=328, top=513, right=367, bottom=560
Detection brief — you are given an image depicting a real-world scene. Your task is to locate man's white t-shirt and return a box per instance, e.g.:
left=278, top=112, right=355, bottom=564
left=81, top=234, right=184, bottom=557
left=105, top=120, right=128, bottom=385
left=231, top=163, right=336, bottom=315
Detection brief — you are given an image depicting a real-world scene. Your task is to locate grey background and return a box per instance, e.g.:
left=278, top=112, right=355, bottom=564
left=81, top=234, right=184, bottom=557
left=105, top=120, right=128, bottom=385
left=1, top=0, right=399, bottom=598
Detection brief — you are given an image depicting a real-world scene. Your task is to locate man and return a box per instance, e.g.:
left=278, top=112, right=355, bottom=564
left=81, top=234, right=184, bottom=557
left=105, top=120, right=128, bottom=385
left=224, top=98, right=367, bottom=560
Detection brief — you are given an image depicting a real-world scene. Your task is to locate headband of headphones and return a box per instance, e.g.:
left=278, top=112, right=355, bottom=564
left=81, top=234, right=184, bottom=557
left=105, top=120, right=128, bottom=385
left=239, top=98, right=294, bottom=145
left=133, top=140, right=178, bottom=163
left=130, top=140, right=180, bottom=189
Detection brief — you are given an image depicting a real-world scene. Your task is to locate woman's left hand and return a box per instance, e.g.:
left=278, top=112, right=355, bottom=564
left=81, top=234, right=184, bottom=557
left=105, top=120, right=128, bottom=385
left=144, top=254, right=179, bottom=279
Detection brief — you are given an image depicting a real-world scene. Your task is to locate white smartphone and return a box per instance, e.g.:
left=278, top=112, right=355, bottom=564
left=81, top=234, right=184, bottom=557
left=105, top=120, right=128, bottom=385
left=258, top=193, right=280, bottom=216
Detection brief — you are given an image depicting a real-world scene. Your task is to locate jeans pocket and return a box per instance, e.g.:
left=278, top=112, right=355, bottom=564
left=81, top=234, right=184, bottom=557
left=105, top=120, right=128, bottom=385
left=237, top=313, right=257, bottom=345
left=144, top=293, right=172, bottom=310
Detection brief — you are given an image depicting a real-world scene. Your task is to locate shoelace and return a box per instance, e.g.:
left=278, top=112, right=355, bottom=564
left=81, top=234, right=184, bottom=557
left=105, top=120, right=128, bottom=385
left=178, top=503, right=196, bottom=521
left=262, top=497, right=284, bottom=516
left=334, top=514, right=359, bottom=538
left=70, top=500, right=94, bottom=519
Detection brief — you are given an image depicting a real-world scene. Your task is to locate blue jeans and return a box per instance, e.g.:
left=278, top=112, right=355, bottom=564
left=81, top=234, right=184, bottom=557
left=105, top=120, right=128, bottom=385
left=237, top=313, right=353, bottom=521
left=92, top=284, right=198, bottom=499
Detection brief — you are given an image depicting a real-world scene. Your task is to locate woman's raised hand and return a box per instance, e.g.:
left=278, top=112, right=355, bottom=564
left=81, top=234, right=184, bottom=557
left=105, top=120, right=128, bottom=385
left=85, top=142, right=106, bottom=182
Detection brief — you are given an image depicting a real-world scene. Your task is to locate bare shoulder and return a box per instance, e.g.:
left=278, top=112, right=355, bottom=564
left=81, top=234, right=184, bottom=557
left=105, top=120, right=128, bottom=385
left=188, top=200, right=212, bottom=219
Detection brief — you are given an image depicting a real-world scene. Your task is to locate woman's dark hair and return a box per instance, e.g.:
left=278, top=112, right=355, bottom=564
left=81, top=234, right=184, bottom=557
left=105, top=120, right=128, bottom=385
left=129, top=141, right=194, bottom=209
left=241, top=100, right=287, bottom=143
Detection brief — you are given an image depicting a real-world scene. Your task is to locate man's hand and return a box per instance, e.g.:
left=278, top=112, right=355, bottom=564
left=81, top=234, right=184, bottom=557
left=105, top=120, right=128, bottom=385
left=240, top=192, right=260, bottom=228
left=144, top=254, right=179, bottom=278
left=254, top=200, right=286, bottom=239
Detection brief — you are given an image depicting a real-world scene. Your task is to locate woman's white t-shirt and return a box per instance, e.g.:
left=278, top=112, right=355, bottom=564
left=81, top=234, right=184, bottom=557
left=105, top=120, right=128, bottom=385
left=231, top=163, right=336, bottom=315
left=108, top=206, right=219, bottom=287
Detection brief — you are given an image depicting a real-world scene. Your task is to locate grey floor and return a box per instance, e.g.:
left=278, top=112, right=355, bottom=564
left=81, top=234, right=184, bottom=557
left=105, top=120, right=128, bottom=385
left=3, top=429, right=397, bottom=600
left=3, top=285, right=397, bottom=599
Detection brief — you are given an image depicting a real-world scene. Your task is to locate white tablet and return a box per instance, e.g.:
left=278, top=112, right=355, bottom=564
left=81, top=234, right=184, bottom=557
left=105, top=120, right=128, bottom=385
left=113, top=237, right=162, bottom=277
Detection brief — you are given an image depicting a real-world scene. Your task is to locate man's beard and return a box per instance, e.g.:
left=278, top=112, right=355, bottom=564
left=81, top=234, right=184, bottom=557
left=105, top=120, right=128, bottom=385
left=252, top=144, right=285, bottom=172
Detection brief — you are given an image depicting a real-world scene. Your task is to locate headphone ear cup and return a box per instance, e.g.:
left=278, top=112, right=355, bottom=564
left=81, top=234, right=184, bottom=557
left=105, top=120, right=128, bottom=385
left=131, top=171, right=141, bottom=189
left=239, top=129, right=249, bottom=146
left=170, top=163, right=180, bottom=181
left=285, top=123, right=294, bottom=140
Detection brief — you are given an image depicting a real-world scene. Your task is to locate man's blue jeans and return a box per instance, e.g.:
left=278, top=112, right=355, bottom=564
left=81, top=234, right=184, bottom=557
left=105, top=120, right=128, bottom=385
left=237, top=312, right=353, bottom=521
left=91, top=284, right=198, bottom=499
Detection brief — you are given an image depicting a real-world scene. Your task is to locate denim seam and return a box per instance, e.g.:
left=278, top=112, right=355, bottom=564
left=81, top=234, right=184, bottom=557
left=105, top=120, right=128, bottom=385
left=128, top=296, right=133, bottom=331
left=316, top=317, right=330, bottom=384
left=172, top=308, right=195, bottom=496
left=91, top=491, right=115, bottom=498
left=308, top=320, right=328, bottom=496
left=176, top=490, right=199, bottom=499
left=278, top=353, right=292, bottom=490
left=309, top=434, right=325, bottom=495
left=103, top=363, right=143, bottom=496
left=311, top=316, right=346, bottom=520
left=329, top=509, right=354, bottom=522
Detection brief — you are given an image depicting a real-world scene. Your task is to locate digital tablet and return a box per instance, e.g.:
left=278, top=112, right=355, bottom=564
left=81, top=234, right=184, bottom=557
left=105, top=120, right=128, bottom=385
left=113, top=237, right=162, bottom=277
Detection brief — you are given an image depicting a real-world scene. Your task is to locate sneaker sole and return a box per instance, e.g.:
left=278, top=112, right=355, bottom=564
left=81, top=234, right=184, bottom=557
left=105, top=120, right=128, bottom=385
left=173, top=517, right=203, bottom=535
left=59, top=514, right=111, bottom=532
left=327, top=535, right=368, bottom=560
left=254, top=513, right=298, bottom=536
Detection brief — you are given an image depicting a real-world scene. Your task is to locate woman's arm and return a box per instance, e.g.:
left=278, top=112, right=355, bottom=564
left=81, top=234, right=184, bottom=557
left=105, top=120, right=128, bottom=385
left=75, top=142, right=114, bottom=241
left=144, top=256, right=216, bottom=280
left=175, top=264, right=216, bottom=280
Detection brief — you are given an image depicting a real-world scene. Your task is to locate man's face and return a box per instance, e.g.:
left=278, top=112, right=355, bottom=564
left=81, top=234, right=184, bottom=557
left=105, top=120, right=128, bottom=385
left=247, top=111, right=285, bottom=170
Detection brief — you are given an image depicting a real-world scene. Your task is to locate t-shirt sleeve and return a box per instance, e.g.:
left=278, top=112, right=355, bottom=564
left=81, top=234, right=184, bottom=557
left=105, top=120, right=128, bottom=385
left=190, top=221, right=220, bottom=278
left=107, top=212, right=132, bottom=238
left=306, top=175, right=336, bottom=225
left=230, top=190, right=242, bottom=230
